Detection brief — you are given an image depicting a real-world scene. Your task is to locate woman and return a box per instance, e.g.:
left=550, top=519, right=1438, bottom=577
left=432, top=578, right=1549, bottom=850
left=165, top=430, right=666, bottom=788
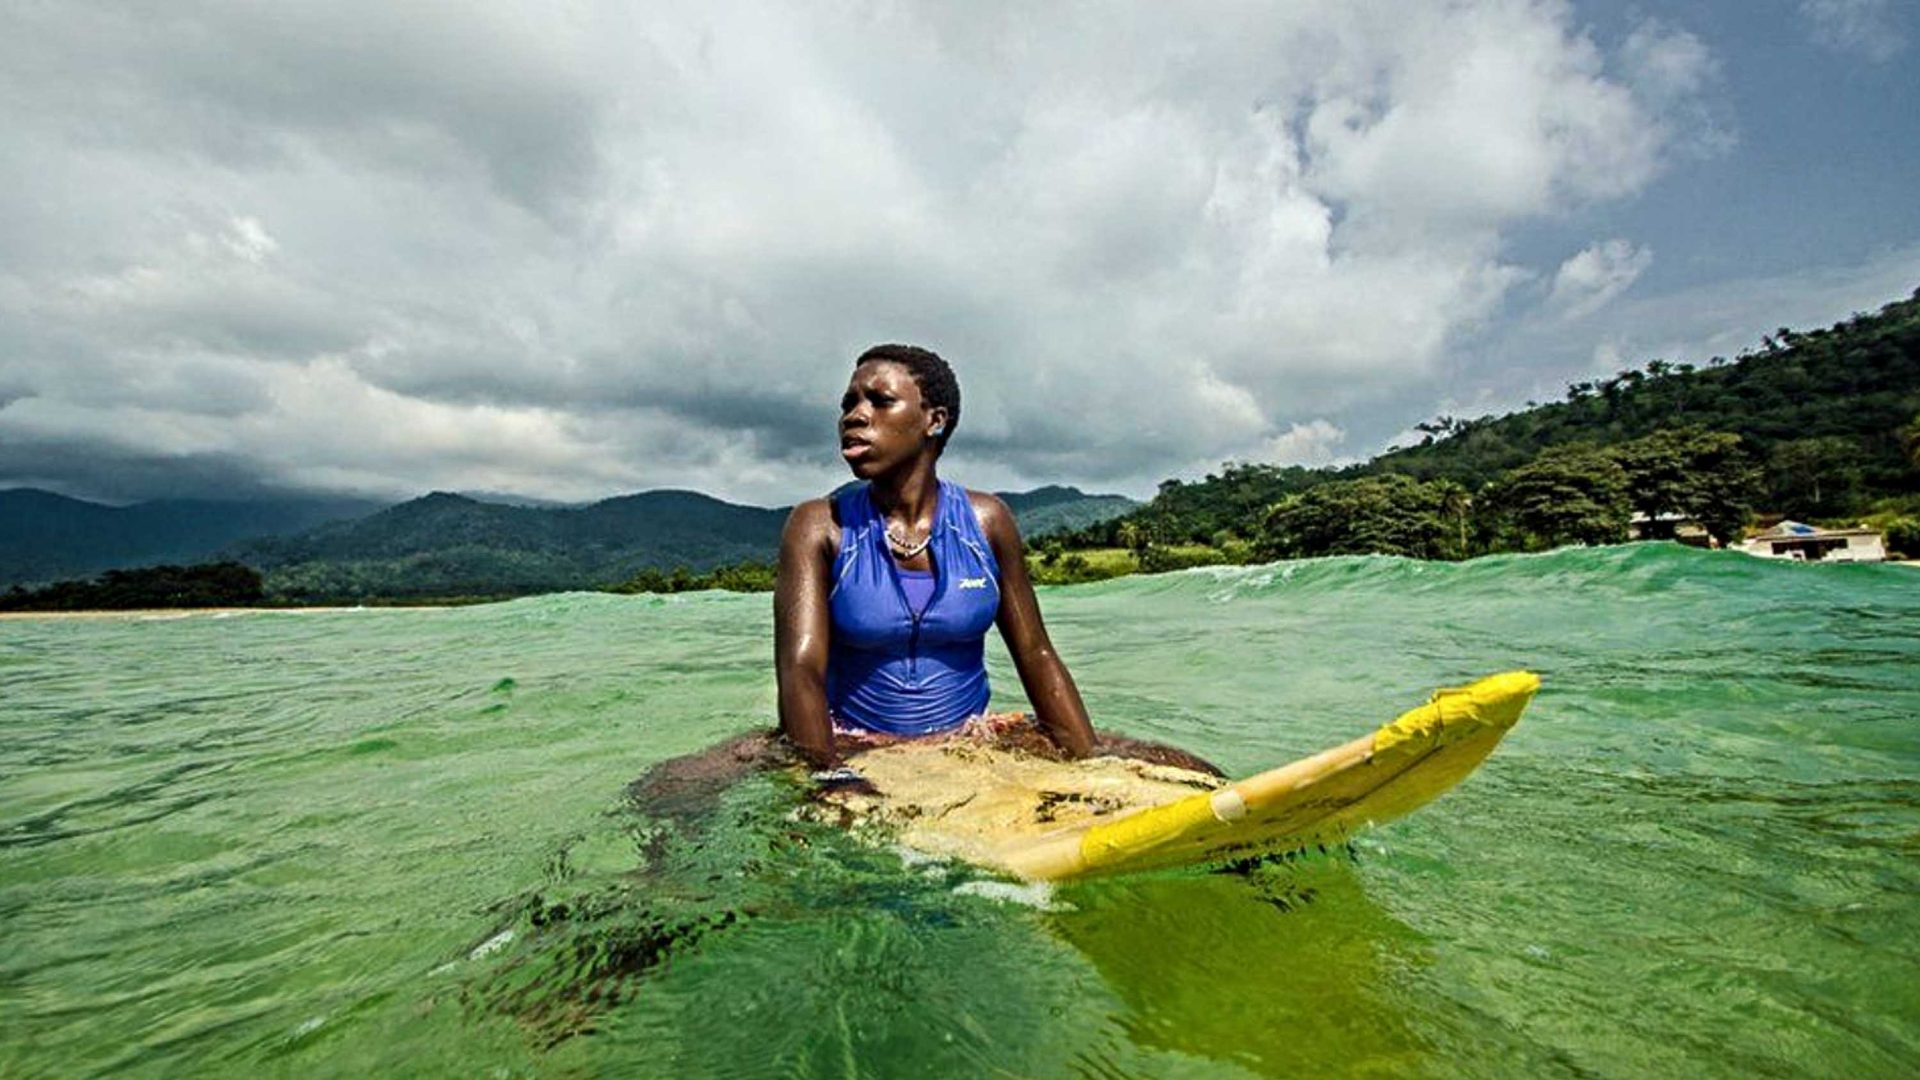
left=774, top=344, right=1098, bottom=793
left=626, top=344, right=1215, bottom=818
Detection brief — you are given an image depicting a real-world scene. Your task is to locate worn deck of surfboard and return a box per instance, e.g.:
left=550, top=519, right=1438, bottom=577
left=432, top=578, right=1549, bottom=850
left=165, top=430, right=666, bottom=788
left=832, top=672, right=1540, bottom=881
left=844, top=741, right=1226, bottom=868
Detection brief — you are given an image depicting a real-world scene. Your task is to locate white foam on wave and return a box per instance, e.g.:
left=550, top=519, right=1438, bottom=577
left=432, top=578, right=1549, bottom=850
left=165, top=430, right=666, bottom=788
left=951, top=879, right=1071, bottom=911
left=468, top=929, right=514, bottom=960
left=290, top=1016, right=325, bottom=1037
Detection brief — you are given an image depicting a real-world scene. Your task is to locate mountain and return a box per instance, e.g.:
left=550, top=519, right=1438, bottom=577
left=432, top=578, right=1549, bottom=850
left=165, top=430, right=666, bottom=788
left=0, top=489, right=386, bottom=588
left=454, top=490, right=583, bottom=508
left=244, top=484, right=1137, bottom=600
left=996, top=485, right=1138, bottom=537
left=823, top=481, right=1137, bottom=536
left=1370, top=288, right=1920, bottom=495
left=239, top=490, right=790, bottom=599
left=1, top=478, right=1143, bottom=600
left=1072, top=287, right=1920, bottom=546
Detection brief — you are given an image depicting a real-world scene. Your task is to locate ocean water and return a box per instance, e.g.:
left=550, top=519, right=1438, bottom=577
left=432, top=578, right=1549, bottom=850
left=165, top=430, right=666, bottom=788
left=2, top=544, right=1917, bottom=1078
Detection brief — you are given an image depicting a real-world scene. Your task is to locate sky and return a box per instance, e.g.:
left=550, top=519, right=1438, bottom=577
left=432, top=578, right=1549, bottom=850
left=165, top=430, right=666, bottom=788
left=1, top=0, right=1916, bottom=507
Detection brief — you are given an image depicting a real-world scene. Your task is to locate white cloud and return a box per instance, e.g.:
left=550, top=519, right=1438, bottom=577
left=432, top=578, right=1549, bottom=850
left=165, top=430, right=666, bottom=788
left=223, top=217, right=279, bottom=265
left=1453, top=243, right=1920, bottom=426
left=1799, top=0, right=1907, bottom=63
left=1260, top=420, right=1348, bottom=466
left=0, top=0, right=1718, bottom=503
left=1620, top=21, right=1716, bottom=104
left=1619, top=18, right=1733, bottom=158
left=1548, top=239, right=1653, bottom=320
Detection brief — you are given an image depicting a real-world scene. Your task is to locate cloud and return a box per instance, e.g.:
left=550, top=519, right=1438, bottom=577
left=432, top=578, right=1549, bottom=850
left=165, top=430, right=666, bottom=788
left=1548, top=239, right=1653, bottom=320
left=1799, top=0, right=1907, bottom=63
left=0, top=1, right=1720, bottom=503
left=0, top=433, right=301, bottom=504
left=1450, top=243, right=1920, bottom=433
left=1260, top=420, right=1348, bottom=466
left=1619, top=18, right=1734, bottom=158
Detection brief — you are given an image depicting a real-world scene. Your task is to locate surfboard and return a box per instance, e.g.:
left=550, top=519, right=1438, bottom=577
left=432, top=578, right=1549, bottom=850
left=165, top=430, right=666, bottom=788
left=837, top=671, right=1540, bottom=881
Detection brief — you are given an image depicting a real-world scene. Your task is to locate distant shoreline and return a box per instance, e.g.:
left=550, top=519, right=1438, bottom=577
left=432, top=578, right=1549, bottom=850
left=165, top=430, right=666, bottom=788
left=0, top=606, right=448, bottom=621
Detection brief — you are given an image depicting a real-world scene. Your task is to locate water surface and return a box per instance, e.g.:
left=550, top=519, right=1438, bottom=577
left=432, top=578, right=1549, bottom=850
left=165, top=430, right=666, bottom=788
left=3, top=545, right=1917, bottom=1077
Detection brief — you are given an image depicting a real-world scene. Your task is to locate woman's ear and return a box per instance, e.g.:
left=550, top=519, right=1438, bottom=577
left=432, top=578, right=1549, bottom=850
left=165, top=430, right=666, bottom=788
left=928, top=408, right=949, bottom=438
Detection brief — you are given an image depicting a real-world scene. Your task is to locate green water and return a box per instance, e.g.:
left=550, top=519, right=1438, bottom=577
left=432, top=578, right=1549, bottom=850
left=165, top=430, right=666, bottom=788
left=3, top=545, right=1917, bottom=1078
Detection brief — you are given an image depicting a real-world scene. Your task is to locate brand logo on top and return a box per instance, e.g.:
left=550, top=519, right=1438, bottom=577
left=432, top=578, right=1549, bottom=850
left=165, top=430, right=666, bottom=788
left=959, top=577, right=989, bottom=589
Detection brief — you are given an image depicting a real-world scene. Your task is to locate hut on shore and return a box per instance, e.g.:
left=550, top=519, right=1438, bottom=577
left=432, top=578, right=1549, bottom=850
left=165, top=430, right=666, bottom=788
left=1737, top=521, right=1886, bottom=562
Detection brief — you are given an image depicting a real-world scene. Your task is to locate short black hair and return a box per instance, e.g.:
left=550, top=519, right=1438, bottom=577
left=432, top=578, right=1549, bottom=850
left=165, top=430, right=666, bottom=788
left=855, top=343, right=959, bottom=452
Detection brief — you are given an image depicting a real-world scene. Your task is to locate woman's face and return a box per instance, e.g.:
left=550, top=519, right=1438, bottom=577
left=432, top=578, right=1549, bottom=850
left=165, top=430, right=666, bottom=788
left=839, top=361, right=944, bottom=478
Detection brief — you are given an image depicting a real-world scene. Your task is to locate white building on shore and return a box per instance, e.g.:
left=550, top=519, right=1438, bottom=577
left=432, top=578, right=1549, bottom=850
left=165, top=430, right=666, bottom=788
left=1737, top=521, right=1887, bottom=563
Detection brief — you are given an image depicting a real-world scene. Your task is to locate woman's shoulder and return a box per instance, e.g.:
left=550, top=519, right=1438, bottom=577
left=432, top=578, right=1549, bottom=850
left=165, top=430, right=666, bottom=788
left=959, top=485, right=1009, bottom=517
left=780, top=496, right=842, bottom=555
left=959, top=486, right=1018, bottom=544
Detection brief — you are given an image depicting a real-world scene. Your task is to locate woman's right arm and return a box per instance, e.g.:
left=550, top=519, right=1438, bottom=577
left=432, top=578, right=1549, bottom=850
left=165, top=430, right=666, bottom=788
left=774, top=499, right=839, bottom=770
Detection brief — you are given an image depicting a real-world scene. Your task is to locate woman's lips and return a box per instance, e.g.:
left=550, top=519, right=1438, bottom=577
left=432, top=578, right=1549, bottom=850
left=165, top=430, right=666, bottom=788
left=841, top=441, right=871, bottom=461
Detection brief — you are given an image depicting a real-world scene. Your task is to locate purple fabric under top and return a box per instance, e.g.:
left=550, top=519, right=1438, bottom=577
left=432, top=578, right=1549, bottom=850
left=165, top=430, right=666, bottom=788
left=897, top=568, right=935, bottom=616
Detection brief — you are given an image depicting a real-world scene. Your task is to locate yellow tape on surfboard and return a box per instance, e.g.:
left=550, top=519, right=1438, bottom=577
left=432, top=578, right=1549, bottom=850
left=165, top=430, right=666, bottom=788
left=843, top=671, right=1541, bottom=882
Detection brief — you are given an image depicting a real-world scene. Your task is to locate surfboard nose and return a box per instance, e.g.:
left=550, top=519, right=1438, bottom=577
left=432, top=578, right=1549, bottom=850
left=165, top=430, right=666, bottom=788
left=1459, top=670, right=1541, bottom=731
left=1375, top=670, right=1541, bottom=758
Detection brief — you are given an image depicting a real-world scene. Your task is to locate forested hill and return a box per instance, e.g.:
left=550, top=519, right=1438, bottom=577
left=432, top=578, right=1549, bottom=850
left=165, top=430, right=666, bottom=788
left=238, top=485, right=1136, bottom=600
left=1086, top=288, right=1920, bottom=546
left=239, top=491, right=789, bottom=599
left=1376, top=289, right=1920, bottom=491
left=0, top=489, right=384, bottom=588
left=1, top=481, right=1136, bottom=598
left=993, top=485, right=1137, bottom=537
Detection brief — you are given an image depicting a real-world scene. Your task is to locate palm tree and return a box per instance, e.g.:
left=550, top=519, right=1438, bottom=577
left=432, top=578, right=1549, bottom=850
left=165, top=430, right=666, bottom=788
left=1431, top=480, right=1472, bottom=559
left=1116, top=521, right=1149, bottom=565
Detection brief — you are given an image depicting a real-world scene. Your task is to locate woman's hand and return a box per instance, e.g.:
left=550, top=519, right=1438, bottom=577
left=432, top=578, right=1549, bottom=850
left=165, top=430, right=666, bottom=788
left=972, top=491, right=1098, bottom=759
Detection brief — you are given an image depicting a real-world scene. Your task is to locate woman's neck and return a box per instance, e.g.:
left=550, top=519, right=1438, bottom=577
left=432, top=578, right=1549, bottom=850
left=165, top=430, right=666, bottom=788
left=867, top=459, right=940, bottom=530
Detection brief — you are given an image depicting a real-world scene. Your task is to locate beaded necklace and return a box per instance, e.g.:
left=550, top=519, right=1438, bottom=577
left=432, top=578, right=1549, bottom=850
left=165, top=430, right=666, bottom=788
left=885, top=521, right=932, bottom=560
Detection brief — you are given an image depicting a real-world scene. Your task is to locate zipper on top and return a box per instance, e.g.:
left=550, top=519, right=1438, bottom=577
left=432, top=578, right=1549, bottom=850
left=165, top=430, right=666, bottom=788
left=887, top=554, right=936, bottom=678
left=876, top=485, right=943, bottom=680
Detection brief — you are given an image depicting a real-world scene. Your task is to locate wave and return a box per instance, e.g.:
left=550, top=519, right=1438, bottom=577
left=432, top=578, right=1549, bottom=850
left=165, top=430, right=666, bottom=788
left=1061, top=542, right=1914, bottom=607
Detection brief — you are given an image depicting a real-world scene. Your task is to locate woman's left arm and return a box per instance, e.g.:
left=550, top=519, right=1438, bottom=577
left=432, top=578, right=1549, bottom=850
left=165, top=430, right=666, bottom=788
left=973, top=491, right=1096, bottom=759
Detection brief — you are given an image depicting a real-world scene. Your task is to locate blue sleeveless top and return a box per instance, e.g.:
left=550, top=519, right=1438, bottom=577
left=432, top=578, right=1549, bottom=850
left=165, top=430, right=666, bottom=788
left=827, top=480, right=1001, bottom=735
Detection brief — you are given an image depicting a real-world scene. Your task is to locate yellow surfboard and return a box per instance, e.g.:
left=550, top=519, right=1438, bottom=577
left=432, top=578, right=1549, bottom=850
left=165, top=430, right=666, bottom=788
left=840, top=671, right=1540, bottom=882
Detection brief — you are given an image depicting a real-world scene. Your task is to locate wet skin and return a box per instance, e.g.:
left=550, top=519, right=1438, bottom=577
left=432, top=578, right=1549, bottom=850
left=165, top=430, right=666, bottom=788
left=636, top=357, right=1218, bottom=809
left=777, top=359, right=1104, bottom=786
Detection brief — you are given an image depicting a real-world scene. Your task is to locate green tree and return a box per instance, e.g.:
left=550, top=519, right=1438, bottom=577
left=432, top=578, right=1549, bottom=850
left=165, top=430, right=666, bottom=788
left=0, top=561, right=267, bottom=611
left=1609, top=428, right=1759, bottom=545
left=1482, top=446, right=1631, bottom=550
left=1884, top=518, right=1920, bottom=558
left=1430, top=478, right=1474, bottom=559
left=1768, top=436, right=1861, bottom=518
left=1037, top=538, right=1064, bottom=566
left=1115, top=520, right=1151, bottom=565
left=1257, top=474, right=1454, bottom=560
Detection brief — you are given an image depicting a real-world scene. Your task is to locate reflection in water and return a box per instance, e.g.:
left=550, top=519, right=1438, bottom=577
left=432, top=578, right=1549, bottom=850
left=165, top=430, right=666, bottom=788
left=464, top=764, right=1445, bottom=1078
left=1051, top=863, right=1435, bottom=1078
left=457, top=774, right=1137, bottom=1076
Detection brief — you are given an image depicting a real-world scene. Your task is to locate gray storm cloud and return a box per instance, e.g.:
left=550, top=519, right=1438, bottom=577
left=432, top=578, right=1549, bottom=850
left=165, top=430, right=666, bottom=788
left=1, top=0, right=1731, bottom=504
